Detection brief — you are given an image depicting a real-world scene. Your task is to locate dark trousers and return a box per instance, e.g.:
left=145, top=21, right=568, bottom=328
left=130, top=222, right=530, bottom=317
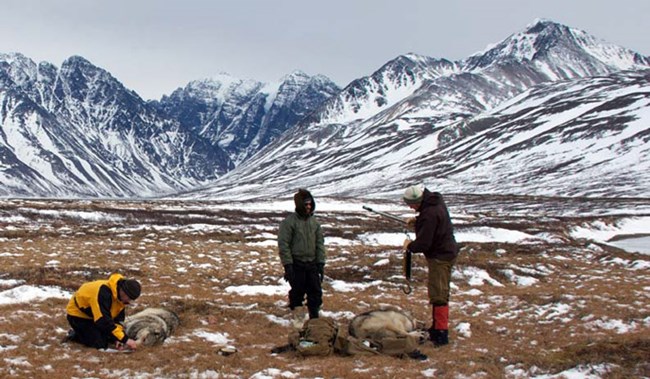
left=67, top=315, right=115, bottom=349
left=288, top=261, right=322, bottom=317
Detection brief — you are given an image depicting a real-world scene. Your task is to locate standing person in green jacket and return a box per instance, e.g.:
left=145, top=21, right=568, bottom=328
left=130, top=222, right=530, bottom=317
left=278, top=188, right=326, bottom=326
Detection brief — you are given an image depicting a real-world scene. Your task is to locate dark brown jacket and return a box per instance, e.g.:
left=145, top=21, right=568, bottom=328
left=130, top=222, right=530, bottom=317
left=407, top=189, right=458, bottom=261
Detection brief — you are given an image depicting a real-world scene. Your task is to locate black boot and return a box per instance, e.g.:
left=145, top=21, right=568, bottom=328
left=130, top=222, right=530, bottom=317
left=61, top=329, right=76, bottom=344
left=429, top=329, right=448, bottom=347
left=407, top=349, right=428, bottom=360
left=308, top=307, right=319, bottom=319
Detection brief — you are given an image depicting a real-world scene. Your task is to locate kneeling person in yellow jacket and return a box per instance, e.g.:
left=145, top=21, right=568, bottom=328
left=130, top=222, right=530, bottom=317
left=65, top=273, right=141, bottom=350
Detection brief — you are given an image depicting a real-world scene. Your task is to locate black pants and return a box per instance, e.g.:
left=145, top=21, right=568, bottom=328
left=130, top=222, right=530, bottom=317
left=288, top=261, right=322, bottom=316
left=67, top=315, right=116, bottom=349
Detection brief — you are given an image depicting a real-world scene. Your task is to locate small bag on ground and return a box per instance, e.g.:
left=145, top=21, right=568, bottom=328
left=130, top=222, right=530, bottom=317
left=289, top=317, right=339, bottom=357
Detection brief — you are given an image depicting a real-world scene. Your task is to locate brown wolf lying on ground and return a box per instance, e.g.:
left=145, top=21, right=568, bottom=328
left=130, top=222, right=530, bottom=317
left=348, top=305, right=427, bottom=342
left=124, top=307, right=180, bottom=347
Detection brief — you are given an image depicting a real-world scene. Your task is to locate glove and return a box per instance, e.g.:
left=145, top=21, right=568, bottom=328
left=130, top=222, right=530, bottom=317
left=283, top=264, right=294, bottom=283
left=317, top=263, right=325, bottom=283
left=403, top=238, right=411, bottom=251
left=406, top=217, right=416, bottom=228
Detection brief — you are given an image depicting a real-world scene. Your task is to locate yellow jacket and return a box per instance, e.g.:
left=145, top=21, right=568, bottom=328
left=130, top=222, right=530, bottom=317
left=66, top=273, right=129, bottom=343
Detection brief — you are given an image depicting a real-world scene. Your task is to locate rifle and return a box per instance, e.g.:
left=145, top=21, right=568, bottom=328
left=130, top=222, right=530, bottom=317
left=362, top=205, right=412, bottom=295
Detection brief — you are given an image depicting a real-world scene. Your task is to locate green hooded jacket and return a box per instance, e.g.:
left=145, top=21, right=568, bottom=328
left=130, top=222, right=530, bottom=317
left=278, top=189, right=326, bottom=265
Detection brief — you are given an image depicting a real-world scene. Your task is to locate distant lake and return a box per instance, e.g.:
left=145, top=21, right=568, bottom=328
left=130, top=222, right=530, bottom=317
left=609, top=236, right=650, bottom=255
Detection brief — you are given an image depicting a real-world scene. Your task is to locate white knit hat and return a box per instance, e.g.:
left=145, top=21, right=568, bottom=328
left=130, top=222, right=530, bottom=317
left=403, top=185, right=423, bottom=205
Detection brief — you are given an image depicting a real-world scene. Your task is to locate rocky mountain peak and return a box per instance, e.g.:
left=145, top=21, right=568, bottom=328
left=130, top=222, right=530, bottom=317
left=281, top=70, right=311, bottom=82
left=464, top=19, right=650, bottom=74
left=0, top=53, right=38, bottom=87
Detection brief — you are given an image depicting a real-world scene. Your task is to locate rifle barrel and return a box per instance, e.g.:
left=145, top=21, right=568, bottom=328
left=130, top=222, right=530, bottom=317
left=362, top=205, right=407, bottom=225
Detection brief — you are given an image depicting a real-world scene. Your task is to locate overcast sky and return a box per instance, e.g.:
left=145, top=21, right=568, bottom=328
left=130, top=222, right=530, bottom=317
left=2, top=0, right=648, bottom=100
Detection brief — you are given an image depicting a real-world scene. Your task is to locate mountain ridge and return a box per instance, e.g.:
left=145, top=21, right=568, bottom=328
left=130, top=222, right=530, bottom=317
left=182, top=19, right=650, bottom=200
left=0, top=52, right=338, bottom=196
left=1, top=19, right=649, bottom=199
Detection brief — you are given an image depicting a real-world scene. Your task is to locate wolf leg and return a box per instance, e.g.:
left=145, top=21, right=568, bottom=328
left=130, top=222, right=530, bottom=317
left=289, top=307, right=306, bottom=329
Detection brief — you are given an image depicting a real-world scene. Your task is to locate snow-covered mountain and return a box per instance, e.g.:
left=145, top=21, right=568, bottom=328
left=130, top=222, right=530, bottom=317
left=0, top=54, right=222, bottom=197
left=411, top=69, right=650, bottom=197
left=304, top=20, right=649, bottom=129
left=1, top=19, right=649, bottom=199
left=182, top=19, right=650, bottom=200
left=0, top=54, right=338, bottom=197
left=153, top=71, right=339, bottom=165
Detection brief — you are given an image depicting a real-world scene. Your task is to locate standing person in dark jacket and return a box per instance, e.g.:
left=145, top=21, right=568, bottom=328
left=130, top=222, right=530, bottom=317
left=403, top=185, right=458, bottom=347
left=65, top=273, right=141, bottom=350
left=278, top=188, right=326, bottom=327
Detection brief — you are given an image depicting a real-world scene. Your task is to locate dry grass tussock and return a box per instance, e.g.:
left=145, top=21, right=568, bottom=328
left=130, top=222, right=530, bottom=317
left=0, top=197, right=649, bottom=378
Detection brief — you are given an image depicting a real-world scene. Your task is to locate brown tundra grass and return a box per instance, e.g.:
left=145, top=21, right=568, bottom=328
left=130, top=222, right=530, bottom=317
left=0, top=196, right=648, bottom=378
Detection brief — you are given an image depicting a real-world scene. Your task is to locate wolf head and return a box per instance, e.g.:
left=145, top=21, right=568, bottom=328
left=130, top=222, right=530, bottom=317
left=125, top=308, right=180, bottom=347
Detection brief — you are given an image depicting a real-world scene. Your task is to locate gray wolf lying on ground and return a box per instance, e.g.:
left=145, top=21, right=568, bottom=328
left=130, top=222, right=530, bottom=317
left=348, top=305, right=427, bottom=342
left=124, top=307, right=180, bottom=347
left=271, top=306, right=428, bottom=360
